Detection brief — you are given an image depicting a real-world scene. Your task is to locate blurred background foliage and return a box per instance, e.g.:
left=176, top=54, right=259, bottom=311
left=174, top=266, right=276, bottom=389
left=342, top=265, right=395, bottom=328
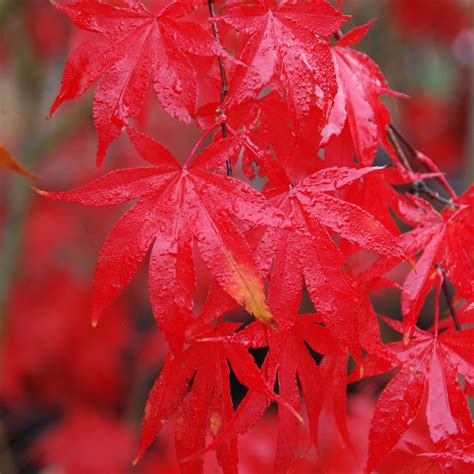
left=0, top=0, right=472, bottom=473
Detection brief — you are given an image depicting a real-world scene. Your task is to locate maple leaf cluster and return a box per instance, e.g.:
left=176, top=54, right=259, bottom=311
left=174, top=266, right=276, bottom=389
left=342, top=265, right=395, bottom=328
left=4, top=0, right=471, bottom=472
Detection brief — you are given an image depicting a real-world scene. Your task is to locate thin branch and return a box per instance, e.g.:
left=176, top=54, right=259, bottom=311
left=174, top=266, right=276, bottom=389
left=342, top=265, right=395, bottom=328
left=437, top=265, right=462, bottom=331
left=389, top=124, right=418, bottom=159
left=387, top=124, right=458, bottom=208
left=207, top=0, right=232, bottom=176
left=390, top=124, right=457, bottom=200
left=183, top=124, right=220, bottom=168
left=387, top=125, right=414, bottom=173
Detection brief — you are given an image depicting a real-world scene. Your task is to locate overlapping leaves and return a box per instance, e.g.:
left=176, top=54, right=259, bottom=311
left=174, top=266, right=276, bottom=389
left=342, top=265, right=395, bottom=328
left=40, top=128, right=282, bottom=350
left=40, top=0, right=474, bottom=472
left=50, top=0, right=229, bottom=163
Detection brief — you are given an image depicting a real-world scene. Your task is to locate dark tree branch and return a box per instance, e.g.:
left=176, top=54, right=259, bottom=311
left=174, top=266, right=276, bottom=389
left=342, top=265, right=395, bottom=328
left=208, top=0, right=232, bottom=176
left=387, top=124, right=458, bottom=208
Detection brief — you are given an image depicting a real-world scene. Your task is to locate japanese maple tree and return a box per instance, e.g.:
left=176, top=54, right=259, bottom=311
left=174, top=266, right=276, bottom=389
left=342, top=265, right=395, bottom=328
left=32, top=0, right=473, bottom=472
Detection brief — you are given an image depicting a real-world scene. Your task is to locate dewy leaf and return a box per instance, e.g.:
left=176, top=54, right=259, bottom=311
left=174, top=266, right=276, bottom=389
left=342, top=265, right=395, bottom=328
left=255, top=166, right=404, bottom=356
left=368, top=365, right=426, bottom=471
left=397, top=189, right=474, bottom=338
left=135, top=324, right=298, bottom=469
left=186, top=315, right=340, bottom=472
left=0, top=145, right=37, bottom=179
left=442, top=186, right=474, bottom=303
left=50, top=0, right=229, bottom=164
left=217, top=0, right=347, bottom=117
left=29, top=1, right=474, bottom=472
left=38, top=128, right=282, bottom=349
left=353, top=321, right=474, bottom=472
left=323, top=26, right=394, bottom=166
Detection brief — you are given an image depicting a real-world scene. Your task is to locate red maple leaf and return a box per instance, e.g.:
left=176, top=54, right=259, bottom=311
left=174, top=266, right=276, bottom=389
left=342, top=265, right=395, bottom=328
left=134, top=320, right=300, bottom=472
left=198, top=91, right=324, bottom=186
left=180, top=297, right=351, bottom=473
left=50, top=0, right=229, bottom=163
left=38, top=127, right=283, bottom=350
left=216, top=0, right=347, bottom=117
left=350, top=317, right=474, bottom=472
left=394, top=188, right=474, bottom=338
left=256, top=166, right=404, bottom=354
left=323, top=21, right=395, bottom=166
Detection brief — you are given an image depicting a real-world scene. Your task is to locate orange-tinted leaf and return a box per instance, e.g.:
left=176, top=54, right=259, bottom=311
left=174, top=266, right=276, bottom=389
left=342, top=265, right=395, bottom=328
left=0, top=145, right=36, bottom=179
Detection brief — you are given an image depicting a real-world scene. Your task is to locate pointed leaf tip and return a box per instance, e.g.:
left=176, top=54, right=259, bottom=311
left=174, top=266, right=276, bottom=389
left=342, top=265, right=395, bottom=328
left=91, top=317, right=98, bottom=328
left=408, top=256, right=417, bottom=271
left=0, top=145, right=37, bottom=179
left=268, top=319, right=279, bottom=330
left=252, top=303, right=277, bottom=329
left=336, top=18, right=378, bottom=48
left=32, top=187, right=49, bottom=197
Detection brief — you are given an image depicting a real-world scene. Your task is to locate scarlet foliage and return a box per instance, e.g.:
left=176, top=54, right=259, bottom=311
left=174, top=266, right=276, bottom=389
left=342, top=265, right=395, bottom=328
left=4, top=0, right=472, bottom=472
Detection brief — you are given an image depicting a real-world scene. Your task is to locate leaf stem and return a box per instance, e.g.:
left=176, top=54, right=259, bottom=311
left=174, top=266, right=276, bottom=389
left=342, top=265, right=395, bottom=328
left=207, top=0, right=232, bottom=176
left=387, top=125, right=414, bottom=173
left=437, top=265, right=462, bottom=331
left=183, top=124, right=220, bottom=169
left=434, top=266, right=443, bottom=337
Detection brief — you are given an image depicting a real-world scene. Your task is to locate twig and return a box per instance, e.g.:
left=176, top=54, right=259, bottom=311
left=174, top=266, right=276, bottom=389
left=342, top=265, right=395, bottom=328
left=207, top=0, right=232, bottom=176
left=387, top=125, right=458, bottom=208
left=389, top=124, right=418, bottom=160
left=437, top=265, right=462, bottom=331
left=387, top=125, right=414, bottom=173
left=389, top=124, right=457, bottom=200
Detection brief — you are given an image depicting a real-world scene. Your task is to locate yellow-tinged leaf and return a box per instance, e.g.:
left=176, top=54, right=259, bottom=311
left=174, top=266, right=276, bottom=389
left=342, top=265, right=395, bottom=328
left=223, top=254, right=278, bottom=329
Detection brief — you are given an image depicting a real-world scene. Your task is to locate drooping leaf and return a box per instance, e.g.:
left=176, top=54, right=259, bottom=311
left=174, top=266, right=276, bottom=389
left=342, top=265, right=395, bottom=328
left=323, top=23, right=394, bottom=166
left=395, top=190, right=474, bottom=338
left=135, top=322, right=296, bottom=471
